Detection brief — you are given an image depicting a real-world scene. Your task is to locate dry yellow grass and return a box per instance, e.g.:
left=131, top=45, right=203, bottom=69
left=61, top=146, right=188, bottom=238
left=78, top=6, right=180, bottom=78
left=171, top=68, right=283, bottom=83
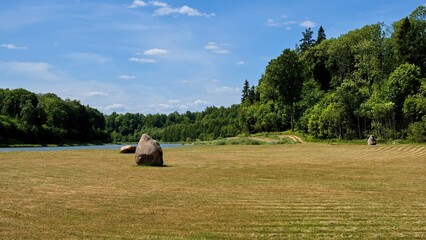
left=1, top=143, right=425, bottom=239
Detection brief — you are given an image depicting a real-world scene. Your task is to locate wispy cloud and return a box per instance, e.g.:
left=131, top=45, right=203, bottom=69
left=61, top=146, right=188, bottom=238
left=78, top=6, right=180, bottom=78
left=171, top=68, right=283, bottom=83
left=128, top=0, right=215, bottom=17
left=236, top=60, right=245, bottom=65
left=207, top=86, right=240, bottom=94
left=129, top=57, right=157, bottom=63
left=265, top=19, right=297, bottom=27
left=149, top=98, right=211, bottom=112
left=149, top=1, right=168, bottom=7
left=154, top=5, right=215, bottom=17
left=86, top=91, right=108, bottom=97
left=0, top=5, right=54, bottom=31
left=0, top=61, right=59, bottom=81
left=128, top=0, right=148, bottom=8
left=118, top=75, right=136, bottom=80
left=1, top=43, right=27, bottom=50
left=64, top=52, right=112, bottom=63
left=265, top=17, right=317, bottom=29
left=181, top=79, right=195, bottom=84
left=102, top=104, right=128, bottom=112
left=300, top=20, right=317, bottom=28
left=144, top=48, right=169, bottom=55
left=204, top=42, right=230, bottom=54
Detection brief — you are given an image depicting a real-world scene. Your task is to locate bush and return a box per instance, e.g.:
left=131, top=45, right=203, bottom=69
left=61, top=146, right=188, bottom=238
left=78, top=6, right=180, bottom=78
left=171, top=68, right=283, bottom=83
left=407, top=120, right=426, bottom=143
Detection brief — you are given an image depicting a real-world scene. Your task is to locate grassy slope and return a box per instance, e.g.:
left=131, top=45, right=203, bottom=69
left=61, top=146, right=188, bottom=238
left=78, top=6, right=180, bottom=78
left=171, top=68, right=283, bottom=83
left=0, top=143, right=425, bottom=239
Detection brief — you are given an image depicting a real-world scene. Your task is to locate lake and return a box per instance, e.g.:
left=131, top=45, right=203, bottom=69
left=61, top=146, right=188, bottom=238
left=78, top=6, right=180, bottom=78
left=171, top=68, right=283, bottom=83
left=0, top=143, right=183, bottom=152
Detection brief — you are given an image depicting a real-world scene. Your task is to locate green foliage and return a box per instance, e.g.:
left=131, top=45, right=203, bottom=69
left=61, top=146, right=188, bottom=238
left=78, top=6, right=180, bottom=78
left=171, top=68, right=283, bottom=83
left=3, top=6, right=425, bottom=144
left=403, top=81, right=426, bottom=122
left=0, top=89, right=108, bottom=145
left=106, top=105, right=241, bottom=143
left=316, top=26, right=326, bottom=44
left=259, top=48, right=304, bottom=131
left=407, top=117, right=426, bottom=142
left=299, top=28, right=315, bottom=52
left=246, top=6, right=425, bottom=142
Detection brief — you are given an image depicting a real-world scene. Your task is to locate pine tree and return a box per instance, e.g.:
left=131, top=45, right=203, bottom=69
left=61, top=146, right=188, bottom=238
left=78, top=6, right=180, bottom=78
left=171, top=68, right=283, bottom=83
left=299, top=28, right=315, bottom=52
left=241, top=79, right=250, bottom=103
left=316, top=26, right=326, bottom=44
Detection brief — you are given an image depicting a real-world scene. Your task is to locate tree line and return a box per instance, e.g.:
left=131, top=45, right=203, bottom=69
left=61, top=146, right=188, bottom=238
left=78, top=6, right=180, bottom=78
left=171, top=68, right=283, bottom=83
left=105, top=105, right=240, bottom=143
left=1, top=6, right=425, bottom=145
left=240, top=6, right=425, bottom=142
left=0, top=88, right=108, bottom=145
left=106, top=6, right=425, bottom=144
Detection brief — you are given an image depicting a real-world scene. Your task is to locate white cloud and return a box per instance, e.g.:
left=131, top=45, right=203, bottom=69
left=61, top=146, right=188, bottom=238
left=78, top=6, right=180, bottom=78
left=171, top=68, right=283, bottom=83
left=265, top=19, right=280, bottom=27
left=168, top=99, right=181, bottom=104
left=129, top=57, right=157, bottom=63
left=265, top=18, right=315, bottom=29
left=131, top=1, right=215, bottom=17
left=86, top=91, right=108, bottom=97
left=1, top=43, right=27, bottom=50
left=150, top=98, right=211, bottom=112
left=207, top=86, right=240, bottom=94
left=104, top=104, right=128, bottom=112
left=65, top=52, right=112, bottom=63
left=128, top=0, right=148, bottom=8
left=237, top=60, right=245, bottom=65
left=179, top=5, right=215, bottom=17
left=154, top=5, right=215, bottom=17
left=118, top=75, right=136, bottom=80
left=149, top=1, right=169, bottom=7
left=192, top=99, right=210, bottom=106
left=204, top=42, right=230, bottom=54
left=300, top=20, right=317, bottom=28
left=0, top=61, right=59, bottom=81
left=181, top=80, right=194, bottom=84
left=265, top=19, right=296, bottom=27
left=144, top=48, right=169, bottom=55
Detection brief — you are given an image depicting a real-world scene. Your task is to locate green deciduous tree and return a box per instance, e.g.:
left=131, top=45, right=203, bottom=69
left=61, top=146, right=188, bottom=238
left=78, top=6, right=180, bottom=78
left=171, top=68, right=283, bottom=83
left=259, top=49, right=305, bottom=131
left=384, top=63, right=422, bottom=130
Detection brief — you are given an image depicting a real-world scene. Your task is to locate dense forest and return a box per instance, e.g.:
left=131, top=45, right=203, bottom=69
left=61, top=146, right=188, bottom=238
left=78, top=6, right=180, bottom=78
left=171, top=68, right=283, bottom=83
left=0, top=88, right=108, bottom=145
left=107, top=6, right=426, bottom=143
left=1, top=6, right=425, bottom=145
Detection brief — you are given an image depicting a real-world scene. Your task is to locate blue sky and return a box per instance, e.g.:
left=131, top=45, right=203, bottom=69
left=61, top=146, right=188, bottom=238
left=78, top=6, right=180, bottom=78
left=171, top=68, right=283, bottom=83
left=1, top=0, right=425, bottom=114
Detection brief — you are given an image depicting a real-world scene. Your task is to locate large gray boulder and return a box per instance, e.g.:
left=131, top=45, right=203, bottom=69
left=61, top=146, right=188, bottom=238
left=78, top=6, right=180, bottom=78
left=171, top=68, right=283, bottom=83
left=368, top=135, right=376, bottom=145
left=135, top=134, right=163, bottom=166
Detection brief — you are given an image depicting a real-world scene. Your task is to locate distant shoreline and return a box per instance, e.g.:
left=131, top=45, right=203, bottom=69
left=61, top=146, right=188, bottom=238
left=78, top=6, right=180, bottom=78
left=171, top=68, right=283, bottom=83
left=0, top=143, right=184, bottom=152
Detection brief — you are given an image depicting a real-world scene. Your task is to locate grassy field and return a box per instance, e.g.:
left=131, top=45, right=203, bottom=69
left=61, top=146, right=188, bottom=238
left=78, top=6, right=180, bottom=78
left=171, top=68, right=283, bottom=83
left=1, top=143, right=425, bottom=239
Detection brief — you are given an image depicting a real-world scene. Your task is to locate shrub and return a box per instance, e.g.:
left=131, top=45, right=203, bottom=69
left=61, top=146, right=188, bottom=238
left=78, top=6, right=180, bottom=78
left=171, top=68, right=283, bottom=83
left=407, top=119, right=426, bottom=143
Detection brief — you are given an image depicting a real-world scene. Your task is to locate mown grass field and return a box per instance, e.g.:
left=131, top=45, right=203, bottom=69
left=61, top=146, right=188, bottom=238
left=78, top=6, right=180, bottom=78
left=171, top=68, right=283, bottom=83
left=1, top=143, right=425, bottom=239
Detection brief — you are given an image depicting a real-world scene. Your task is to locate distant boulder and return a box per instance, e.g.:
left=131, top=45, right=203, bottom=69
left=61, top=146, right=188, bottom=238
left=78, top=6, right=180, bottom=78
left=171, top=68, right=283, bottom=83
left=368, top=135, right=377, bottom=145
left=120, top=145, right=136, bottom=153
left=135, top=134, right=163, bottom=166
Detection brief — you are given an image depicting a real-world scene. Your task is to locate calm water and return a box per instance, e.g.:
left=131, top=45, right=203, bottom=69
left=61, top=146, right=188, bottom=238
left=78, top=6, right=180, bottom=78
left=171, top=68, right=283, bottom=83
left=0, top=143, right=183, bottom=152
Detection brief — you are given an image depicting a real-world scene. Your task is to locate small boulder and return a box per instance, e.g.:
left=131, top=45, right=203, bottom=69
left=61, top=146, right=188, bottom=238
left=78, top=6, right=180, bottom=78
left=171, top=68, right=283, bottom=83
left=135, top=134, right=163, bottom=166
left=120, top=145, right=136, bottom=153
left=368, top=135, right=376, bottom=145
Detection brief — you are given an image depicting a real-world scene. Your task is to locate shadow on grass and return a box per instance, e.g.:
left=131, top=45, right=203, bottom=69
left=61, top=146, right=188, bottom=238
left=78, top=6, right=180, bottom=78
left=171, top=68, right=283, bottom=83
left=133, top=164, right=172, bottom=168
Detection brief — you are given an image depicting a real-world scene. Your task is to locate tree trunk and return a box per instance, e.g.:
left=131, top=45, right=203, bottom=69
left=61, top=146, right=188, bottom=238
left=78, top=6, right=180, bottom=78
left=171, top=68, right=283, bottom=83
left=392, top=114, right=396, bottom=140
left=290, top=104, right=295, bottom=132
left=357, top=117, right=361, bottom=138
